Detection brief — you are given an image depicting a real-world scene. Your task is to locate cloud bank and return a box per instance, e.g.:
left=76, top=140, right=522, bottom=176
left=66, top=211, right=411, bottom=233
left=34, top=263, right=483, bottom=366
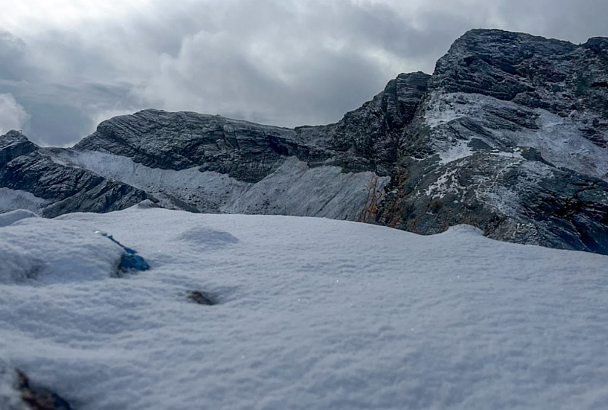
left=0, top=0, right=606, bottom=146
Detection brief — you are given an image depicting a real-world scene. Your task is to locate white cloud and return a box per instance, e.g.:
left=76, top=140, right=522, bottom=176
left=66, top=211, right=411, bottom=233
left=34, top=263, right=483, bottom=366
left=0, top=94, right=29, bottom=135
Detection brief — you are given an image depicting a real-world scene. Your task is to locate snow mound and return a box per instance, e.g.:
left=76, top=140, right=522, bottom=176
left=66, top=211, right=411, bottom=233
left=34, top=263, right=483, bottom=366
left=133, top=199, right=160, bottom=209
left=1, top=207, right=607, bottom=409
left=175, top=226, right=239, bottom=249
left=0, top=218, right=124, bottom=284
left=0, top=209, right=39, bottom=228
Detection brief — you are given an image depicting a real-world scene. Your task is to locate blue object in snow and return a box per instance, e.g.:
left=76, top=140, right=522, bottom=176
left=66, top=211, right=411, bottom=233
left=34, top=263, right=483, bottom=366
left=120, top=254, right=150, bottom=271
left=96, top=231, right=150, bottom=272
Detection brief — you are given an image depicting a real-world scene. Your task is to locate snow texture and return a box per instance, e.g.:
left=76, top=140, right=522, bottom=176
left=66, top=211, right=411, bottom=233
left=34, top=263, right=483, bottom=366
left=0, top=217, right=123, bottom=284
left=0, top=207, right=607, bottom=410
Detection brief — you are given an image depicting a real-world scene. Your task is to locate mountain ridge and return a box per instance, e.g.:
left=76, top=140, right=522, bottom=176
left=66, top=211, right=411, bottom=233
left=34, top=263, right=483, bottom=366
left=1, top=28, right=607, bottom=254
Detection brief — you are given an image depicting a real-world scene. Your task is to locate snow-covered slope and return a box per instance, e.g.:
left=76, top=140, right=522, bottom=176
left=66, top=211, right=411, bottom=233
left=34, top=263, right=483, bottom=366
left=1, top=206, right=607, bottom=409
left=55, top=151, right=387, bottom=219
left=0, top=188, right=48, bottom=215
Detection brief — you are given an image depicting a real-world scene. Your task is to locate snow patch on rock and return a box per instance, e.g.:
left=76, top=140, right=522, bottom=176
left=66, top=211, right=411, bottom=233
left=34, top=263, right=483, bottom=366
left=424, top=168, right=464, bottom=199
left=55, top=150, right=248, bottom=212
left=423, top=92, right=608, bottom=180
left=225, top=157, right=389, bottom=220
left=59, top=151, right=387, bottom=221
left=518, top=110, right=608, bottom=180
left=0, top=188, right=48, bottom=215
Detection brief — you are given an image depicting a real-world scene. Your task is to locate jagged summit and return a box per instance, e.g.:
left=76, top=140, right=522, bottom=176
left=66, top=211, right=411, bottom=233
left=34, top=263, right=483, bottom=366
left=432, top=29, right=607, bottom=114
left=1, top=29, right=607, bottom=254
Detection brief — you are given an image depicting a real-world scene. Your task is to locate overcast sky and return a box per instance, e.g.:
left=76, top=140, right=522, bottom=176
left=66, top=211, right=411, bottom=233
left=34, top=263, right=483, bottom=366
left=0, top=0, right=606, bottom=146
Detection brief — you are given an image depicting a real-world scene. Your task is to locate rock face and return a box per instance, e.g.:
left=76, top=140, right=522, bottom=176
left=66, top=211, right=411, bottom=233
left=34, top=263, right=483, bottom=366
left=375, top=30, right=608, bottom=254
left=1, top=29, right=607, bottom=254
left=64, top=111, right=390, bottom=219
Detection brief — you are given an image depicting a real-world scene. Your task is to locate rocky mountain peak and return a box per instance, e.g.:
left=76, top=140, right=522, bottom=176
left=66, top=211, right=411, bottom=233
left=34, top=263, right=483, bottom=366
left=583, top=36, right=608, bottom=53
left=327, top=71, right=430, bottom=174
left=430, top=29, right=581, bottom=106
left=0, top=130, right=38, bottom=166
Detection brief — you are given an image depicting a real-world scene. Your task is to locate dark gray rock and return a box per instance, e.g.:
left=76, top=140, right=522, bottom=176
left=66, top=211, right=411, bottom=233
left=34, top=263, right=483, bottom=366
left=430, top=29, right=577, bottom=106
left=188, top=291, right=215, bottom=306
left=374, top=29, right=608, bottom=254
left=429, top=29, right=608, bottom=145
left=15, top=370, right=73, bottom=410
left=377, top=153, right=608, bottom=254
left=0, top=131, right=37, bottom=167
left=74, top=110, right=334, bottom=183
left=325, top=72, right=430, bottom=175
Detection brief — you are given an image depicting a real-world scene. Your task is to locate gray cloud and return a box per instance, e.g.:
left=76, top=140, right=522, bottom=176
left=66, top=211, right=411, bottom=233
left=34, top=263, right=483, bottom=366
left=0, top=0, right=606, bottom=146
left=0, top=93, right=29, bottom=135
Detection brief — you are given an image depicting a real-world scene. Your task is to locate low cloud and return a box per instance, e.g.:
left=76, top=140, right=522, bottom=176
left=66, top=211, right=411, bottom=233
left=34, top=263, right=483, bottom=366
left=0, top=93, right=30, bottom=135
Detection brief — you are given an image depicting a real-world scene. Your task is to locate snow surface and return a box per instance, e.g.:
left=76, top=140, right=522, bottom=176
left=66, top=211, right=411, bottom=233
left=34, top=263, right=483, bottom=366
left=0, top=209, right=39, bottom=228
left=1, top=207, right=607, bottom=410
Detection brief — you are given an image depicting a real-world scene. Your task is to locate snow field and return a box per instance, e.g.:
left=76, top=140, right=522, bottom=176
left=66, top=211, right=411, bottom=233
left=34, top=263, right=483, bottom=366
left=0, top=207, right=607, bottom=409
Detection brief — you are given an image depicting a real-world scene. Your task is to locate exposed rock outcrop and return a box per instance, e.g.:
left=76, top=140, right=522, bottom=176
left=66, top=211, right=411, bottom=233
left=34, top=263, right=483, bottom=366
left=74, top=110, right=334, bottom=183
left=16, top=370, right=73, bottom=410
left=0, top=132, right=148, bottom=217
